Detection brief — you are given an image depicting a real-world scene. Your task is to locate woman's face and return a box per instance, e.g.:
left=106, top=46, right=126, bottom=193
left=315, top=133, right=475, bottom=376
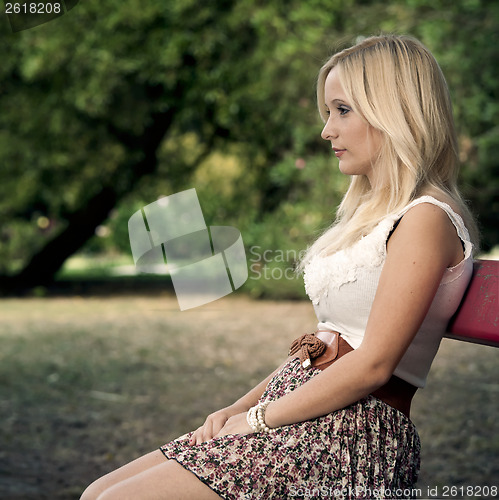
left=321, top=66, right=383, bottom=185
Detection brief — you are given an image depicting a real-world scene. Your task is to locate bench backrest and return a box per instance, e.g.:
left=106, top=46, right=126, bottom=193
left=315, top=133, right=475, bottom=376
left=445, top=259, right=499, bottom=347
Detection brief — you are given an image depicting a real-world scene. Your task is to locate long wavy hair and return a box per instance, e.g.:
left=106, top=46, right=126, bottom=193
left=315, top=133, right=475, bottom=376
left=300, top=34, right=479, bottom=267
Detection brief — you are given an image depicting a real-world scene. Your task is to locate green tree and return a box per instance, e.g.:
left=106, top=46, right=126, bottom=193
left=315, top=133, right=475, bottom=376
left=394, top=0, right=499, bottom=251
left=0, top=0, right=335, bottom=292
left=0, top=0, right=497, bottom=294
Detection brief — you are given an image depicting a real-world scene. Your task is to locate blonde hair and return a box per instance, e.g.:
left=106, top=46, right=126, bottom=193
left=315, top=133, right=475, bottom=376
left=301, top=34, right=479, bottom=267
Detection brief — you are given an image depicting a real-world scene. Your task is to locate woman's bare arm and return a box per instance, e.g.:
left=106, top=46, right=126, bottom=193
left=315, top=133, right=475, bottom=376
left=264, top=203, right=463, bottom=429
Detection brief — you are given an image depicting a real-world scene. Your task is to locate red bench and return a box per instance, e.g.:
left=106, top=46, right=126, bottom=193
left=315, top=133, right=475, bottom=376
left=445, top=259, right=499, bottom=347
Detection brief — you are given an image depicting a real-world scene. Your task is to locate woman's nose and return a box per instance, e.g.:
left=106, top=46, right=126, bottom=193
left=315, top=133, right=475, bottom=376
left=321, top=119, right=337, bottom=141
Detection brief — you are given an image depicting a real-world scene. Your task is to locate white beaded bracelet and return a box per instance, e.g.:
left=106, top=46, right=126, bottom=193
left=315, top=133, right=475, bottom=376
left=246, top=401, right=278, bottom=433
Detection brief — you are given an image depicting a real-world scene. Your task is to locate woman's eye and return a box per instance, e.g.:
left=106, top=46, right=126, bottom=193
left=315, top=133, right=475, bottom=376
left=338, top=106, right=350, bottom=116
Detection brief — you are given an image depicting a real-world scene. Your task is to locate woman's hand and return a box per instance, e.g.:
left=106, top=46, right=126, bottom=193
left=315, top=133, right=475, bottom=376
left=215, top=412, right=252, bottom=439
left=189, top=404, right=248, bottom=445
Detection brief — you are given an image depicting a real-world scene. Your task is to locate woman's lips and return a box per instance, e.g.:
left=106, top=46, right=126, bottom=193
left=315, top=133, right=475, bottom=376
left=333, top=148, right=346, bottom=158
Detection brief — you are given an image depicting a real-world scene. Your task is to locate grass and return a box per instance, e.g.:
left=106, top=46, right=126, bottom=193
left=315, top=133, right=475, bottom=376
left=0, top=294, right=497, bottom=499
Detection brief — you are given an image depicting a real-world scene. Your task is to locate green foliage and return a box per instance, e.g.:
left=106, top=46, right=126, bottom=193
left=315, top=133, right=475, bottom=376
left=0, top=0, right=497, bottom=292
left=233, top=153, right=348, bottom=298
left=405, top=0, right=499, bottom=248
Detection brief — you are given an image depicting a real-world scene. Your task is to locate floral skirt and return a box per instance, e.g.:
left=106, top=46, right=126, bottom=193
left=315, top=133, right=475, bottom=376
left=160, top=358, right=420, bottom=499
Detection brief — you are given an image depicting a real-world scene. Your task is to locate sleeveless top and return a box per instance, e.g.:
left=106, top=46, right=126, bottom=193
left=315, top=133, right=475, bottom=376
left=303, top=196, right=474, bottom=388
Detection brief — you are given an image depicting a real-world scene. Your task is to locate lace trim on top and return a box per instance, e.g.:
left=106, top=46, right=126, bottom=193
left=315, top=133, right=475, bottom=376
left=303, top=196, right=472, bottom=305
left=303, top=215, right=397, bottom=304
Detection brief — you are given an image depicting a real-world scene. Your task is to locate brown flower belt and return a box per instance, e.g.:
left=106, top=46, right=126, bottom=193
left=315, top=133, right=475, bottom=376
left=289, top=331, right=417, bottom=418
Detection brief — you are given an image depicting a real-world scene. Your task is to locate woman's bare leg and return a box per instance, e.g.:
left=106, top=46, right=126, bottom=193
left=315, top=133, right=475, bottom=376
left=99, top=459, right=220, bottom=500
left=80, top=450, right=220, bottom=500
left=80, top=450, right=165, bottom=499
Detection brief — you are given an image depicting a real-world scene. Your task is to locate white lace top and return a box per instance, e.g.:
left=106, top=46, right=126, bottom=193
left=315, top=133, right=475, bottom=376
left=303, top=196, right=474, bottom=387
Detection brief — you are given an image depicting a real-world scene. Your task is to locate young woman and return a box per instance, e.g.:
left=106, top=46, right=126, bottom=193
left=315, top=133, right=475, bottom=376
left=81, top=35, right=479, bottom=499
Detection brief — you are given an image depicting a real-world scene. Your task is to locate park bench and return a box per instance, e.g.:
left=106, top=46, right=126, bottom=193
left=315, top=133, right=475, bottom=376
left=445, top=259, right=499, bottom=347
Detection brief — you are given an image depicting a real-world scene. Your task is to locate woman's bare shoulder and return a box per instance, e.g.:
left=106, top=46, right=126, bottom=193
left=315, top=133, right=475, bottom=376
left=418, top=189, right=464, bottom=218
left=389, top=199, right=464, bottom=267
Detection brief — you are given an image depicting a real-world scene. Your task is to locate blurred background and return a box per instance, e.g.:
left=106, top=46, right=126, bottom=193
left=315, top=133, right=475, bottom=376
left=0, top=0, right=497, bottom=498
left=0, top=0, right=498, bottom=298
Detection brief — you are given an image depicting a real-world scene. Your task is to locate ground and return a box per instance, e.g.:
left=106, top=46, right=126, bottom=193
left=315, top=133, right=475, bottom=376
left=0, top=294, right=497, bottom=499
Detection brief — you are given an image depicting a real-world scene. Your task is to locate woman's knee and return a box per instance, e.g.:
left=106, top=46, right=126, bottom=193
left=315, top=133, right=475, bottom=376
left=84, top=460, right=221, bottom=500
left=79, top=477, right=106, bottom=500
left=79, top=467, right=128, bottom=500
left=79, top=450, right=166, bottom=499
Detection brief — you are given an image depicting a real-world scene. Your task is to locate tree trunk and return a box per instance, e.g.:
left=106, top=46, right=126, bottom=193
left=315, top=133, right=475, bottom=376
left=0, top=109, right=176, bottom=294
